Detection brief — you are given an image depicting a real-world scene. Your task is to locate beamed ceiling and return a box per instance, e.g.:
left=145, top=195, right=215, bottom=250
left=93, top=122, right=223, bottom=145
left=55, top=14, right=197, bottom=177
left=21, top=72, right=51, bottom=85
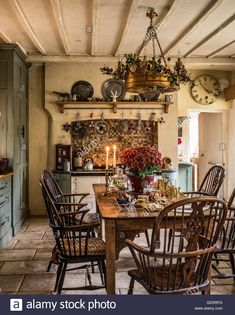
left=0, top=0, right=235, bottom=70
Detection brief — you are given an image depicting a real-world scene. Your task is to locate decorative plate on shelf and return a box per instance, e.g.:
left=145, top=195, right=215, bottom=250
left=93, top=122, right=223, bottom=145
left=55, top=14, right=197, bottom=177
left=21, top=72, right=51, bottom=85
left=71, top=81, right=94, bottom=101
left=102, top=79, right=126, bottom=102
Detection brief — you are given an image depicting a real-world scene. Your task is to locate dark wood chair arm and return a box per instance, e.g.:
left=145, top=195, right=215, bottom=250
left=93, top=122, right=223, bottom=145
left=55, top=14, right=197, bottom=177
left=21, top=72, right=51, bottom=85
left=56, top=193, right=89, bottom=203
left=56, top=222, right=101, bottom=231
left=55, top=202, right=88, bottom=208
left=62, top=193, right=90, bottom=197
left=125, top=239, right=150, bottom=254
left=59, top=209, right=89, bottom=217
left=125, top=239, right=215, bottom=258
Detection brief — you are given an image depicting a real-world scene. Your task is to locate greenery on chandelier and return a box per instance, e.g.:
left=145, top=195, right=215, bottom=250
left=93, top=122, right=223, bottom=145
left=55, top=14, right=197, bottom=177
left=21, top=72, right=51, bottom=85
left=100, top=53, right=192, bottom=88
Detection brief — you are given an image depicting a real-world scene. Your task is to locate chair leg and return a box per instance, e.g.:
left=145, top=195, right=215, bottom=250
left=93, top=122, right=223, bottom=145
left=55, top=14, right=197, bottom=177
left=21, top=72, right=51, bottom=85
left=86, top=265, right=92, bottom=286
left=98, top=261, right=104, bottom=285
left=214, top=253, right=219, bottom=264
left=91, top=261, right=95, bottom=273
left=57, top=262, right=67, bottom=294
left=47, top=260, right=53, bottom=272
left=145, top=230, right=150, bottom=247
left=101, top=260, right=106, bottom=288
left=229, top=253, right=235, bottom=279
left=202, top=286, right=210, bottom=295
left=128, top=277, right=135, bottom=295
left=54, top=262, right=63, bottom=292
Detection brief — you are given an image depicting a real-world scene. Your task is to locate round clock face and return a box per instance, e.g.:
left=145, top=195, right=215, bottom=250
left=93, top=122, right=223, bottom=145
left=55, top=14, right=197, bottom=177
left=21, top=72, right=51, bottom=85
left=191, top=75, right=220, bottom=105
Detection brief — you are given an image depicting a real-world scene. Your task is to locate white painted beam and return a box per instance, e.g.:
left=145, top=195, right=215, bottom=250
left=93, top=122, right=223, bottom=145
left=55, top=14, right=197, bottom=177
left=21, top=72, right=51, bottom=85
left=8, top=0, right=46, bottom=55
left=115, top=0, right=140, bottom=57
left=27, top=54, right=234, bottom=68
left=164, top=0, right=223, bottom=56
left=0, top=27, right=12, bottom=43
left=184, top=14, right=235, bottom=57
left=50, top=0, right=70, bottom=55
left=91, top=0, right=100, bottom=56
left=207, top=40, right=235, bottom=58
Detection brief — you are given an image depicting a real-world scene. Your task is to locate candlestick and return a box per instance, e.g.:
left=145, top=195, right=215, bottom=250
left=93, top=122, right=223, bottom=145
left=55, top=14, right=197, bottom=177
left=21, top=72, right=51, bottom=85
left=105, top=146, right=109, bottom=169
left=113, top=145, right=116, bottom=168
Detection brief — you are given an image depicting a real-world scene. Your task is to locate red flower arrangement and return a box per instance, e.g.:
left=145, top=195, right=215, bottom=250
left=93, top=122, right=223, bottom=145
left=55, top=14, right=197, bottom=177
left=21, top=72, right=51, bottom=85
left=119, top=145, right=163, bottom=177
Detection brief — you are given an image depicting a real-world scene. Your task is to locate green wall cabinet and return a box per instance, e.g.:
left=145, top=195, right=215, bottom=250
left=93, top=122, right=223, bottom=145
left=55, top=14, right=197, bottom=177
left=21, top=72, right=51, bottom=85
left=0, top=175, right=13, bottom=249
left=0, top=44, right=30, bottom=236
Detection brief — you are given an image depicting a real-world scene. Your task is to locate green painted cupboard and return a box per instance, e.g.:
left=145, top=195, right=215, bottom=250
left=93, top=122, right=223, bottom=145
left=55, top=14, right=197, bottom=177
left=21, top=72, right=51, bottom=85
left=0, top=44, right=30, bottom=238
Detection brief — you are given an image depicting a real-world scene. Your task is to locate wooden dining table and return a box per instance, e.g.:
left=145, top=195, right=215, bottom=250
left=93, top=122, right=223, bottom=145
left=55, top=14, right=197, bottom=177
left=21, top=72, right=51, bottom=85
left=93, top=184, right=180, bottom=294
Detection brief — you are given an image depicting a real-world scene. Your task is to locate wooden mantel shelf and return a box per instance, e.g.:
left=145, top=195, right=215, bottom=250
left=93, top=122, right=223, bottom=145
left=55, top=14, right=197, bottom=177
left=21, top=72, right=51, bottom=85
left=56, top=101, right=173, bottom=114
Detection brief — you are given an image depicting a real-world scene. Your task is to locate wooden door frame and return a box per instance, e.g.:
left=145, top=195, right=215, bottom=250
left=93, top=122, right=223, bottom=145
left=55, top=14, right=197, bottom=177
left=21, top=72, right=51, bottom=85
left=187, top=108, right=228, bottom=199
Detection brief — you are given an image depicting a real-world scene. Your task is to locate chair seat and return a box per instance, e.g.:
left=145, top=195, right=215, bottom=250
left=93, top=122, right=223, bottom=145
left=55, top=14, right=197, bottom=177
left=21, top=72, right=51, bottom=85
left=128, top=263, right=201, bottom=292
left=61, top=237, right=106, bottom=256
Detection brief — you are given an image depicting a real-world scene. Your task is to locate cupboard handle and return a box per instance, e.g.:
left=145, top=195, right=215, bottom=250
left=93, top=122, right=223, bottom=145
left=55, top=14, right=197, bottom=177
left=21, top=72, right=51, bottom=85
left=20, top=125, right=25, bottom=138
left=0, top=186, right=7, bottom=190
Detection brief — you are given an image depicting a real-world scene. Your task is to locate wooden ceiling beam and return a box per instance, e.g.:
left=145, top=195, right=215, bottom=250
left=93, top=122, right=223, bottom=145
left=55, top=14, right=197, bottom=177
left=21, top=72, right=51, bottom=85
left=8, top=0, right=46, bottom=55
left=50, top=0, right=70, bottom=55
left=26, top=54, right=234, bottom=67
left=184, top=14, right=235, bottom=57
left=0, top=27, right=12, bottom=43
left=138, top=0, right=180, bottom=56
left=207, top=40, right=235, bottom=58
left=91, top=0, right=100, bottom=56
left=164, top=0, right=223, bottom=56
left=114, top=0, right=140, bottom=57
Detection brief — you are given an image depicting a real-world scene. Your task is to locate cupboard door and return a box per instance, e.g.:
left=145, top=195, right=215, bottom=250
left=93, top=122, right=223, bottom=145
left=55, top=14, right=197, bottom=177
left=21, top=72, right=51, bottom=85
left=20, top=164, right=27, bottom=217
left=20, top=99, right=27, bottom=164
left=12, top=165, right=27, bottom=229
left=0, top=94, right=7, bottom=156
left=12, top=166, right=21, bottom=226
left=13, top=97, right=21, bottom=165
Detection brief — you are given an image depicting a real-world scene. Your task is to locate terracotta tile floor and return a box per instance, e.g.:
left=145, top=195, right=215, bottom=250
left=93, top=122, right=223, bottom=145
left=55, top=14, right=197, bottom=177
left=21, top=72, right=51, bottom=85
left=0, top=216, right=234, bottom=295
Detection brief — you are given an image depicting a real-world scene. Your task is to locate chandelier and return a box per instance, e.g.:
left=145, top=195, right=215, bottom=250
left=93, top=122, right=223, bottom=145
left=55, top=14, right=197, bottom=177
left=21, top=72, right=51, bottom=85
left=100, top=8, right=192, bottom=94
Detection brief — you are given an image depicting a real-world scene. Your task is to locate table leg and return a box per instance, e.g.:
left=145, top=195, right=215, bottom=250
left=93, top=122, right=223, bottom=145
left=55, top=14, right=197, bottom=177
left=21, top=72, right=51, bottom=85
left=105, top=219, right=116, bottom=294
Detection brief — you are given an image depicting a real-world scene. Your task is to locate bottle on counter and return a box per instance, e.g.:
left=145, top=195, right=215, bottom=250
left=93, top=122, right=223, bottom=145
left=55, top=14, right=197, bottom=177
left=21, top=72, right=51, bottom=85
left=63, top=159, right=71, bottom=172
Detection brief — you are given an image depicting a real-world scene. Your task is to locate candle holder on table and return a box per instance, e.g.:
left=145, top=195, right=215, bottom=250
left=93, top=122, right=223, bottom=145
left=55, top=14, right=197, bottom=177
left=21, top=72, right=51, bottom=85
left=102, top=169, right=112, bottom=196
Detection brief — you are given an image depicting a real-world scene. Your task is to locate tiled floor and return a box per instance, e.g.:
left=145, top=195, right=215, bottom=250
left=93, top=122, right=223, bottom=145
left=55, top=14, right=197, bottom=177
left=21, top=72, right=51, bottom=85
left=0, top=216, right=234, bottom=295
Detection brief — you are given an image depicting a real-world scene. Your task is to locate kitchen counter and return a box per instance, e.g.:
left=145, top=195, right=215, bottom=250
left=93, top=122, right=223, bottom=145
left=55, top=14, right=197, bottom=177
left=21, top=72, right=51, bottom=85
left=178, top=161, right=194, bottom=166
left=0, top=172, right=13, bottom=180
left=53, top=169, right=113, bottom=176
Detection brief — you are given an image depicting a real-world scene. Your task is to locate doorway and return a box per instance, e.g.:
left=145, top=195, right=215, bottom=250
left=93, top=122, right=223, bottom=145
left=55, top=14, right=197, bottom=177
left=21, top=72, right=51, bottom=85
left=188, top=111, right=226, bottom=197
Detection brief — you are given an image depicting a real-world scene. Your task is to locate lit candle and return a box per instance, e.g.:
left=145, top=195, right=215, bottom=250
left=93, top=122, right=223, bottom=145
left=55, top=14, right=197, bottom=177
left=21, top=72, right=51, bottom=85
left=105, top=146, right=109, bottom=169
left=113, top=145, right=116, bottom=168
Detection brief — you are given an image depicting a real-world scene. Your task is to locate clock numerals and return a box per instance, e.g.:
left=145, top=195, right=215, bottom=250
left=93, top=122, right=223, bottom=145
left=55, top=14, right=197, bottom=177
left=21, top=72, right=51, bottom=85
left=191, top=75, right=220, bottom=105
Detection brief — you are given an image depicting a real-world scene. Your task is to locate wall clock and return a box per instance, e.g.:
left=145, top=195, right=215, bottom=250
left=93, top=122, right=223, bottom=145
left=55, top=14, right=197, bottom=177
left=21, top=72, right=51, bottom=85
left=191, top=75, right=220, bottom=105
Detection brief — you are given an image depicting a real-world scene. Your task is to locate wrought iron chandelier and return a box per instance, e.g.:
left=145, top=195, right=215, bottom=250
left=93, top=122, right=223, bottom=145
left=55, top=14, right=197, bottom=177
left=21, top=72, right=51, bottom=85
left=100, top=8, right=192, bottom=94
